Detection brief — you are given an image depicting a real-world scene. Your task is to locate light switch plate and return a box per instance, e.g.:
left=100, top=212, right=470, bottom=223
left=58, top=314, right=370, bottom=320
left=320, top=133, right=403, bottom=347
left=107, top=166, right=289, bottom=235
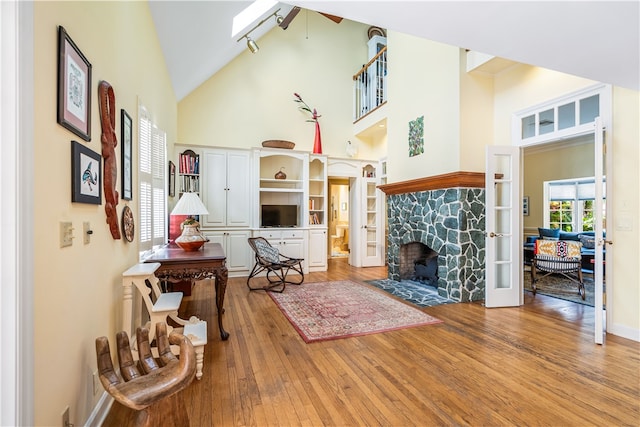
left=60, top=222, right=73, bottom=247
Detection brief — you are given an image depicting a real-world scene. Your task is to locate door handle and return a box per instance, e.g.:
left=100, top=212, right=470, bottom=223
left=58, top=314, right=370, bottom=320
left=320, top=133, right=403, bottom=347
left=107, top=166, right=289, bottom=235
left=488, top=232, right=503, bottom=238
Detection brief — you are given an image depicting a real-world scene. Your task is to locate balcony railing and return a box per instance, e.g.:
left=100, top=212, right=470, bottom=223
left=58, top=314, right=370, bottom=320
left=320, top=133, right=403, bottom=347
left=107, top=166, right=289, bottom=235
left=353, top=46, right=387, bottom=122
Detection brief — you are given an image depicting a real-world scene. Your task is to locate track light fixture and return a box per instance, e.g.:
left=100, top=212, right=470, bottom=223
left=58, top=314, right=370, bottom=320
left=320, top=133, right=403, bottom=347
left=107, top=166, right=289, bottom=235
left=237, top=7, right=284, bottom=53
left=246, top=36, right=259, bottom=53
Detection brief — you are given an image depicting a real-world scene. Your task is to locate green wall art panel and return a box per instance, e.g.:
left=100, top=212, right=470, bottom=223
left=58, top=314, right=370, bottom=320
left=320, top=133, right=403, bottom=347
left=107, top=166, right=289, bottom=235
left=408, top=115, right=424, bottom=157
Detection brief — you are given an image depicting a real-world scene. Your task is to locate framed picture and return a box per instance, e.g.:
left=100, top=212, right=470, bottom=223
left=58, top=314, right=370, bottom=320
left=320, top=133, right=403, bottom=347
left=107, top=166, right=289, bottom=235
left=523, top=196, right=530, bottom=216
left=168, top=161, right=176, bottom=197
left=121, top=109, right=133, bottom=201
left=71, top=140, right=102, bottom=204
left=57, top=26, right=92, bottom=142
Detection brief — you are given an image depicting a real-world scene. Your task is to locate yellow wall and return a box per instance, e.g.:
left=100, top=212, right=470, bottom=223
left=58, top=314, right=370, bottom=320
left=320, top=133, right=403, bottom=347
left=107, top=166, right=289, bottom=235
left=177, top=12, right=369, bottom=158
left=459, top=51, right=494, bottom=172
left=386, top=31, right=461, bottom=183
left=523, top=138, right=595, bottom=231
left=33, top=2, right=176, bottom=425
left=493, top=66, right=640, bottom=337
left=609, top=87, right=640, bottom=335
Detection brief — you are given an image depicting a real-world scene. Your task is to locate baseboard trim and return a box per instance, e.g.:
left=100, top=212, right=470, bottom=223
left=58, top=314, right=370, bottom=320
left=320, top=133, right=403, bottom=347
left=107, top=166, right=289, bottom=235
left=608, top=322, right=640, bottom=343
left=85, top=391, right=113, bottom=427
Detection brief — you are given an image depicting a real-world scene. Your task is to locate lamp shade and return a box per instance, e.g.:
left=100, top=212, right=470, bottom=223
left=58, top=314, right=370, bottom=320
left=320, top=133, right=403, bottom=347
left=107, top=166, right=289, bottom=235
left=171, top=192, right=209, bottom=216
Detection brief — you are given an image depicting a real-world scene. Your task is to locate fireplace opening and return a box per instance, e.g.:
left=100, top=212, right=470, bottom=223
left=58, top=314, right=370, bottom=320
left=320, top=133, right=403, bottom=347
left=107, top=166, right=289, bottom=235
left=399, top=242, right=439, bottom=288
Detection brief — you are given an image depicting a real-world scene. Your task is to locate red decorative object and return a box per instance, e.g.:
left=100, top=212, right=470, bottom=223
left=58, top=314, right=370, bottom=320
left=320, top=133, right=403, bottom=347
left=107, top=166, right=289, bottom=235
left=313, top=121, right=322, bottom=154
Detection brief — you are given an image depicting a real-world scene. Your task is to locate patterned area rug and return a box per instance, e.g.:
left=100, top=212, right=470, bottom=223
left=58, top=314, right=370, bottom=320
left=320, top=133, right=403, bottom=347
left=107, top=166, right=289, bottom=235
left=268, top=280, right=442, bottom=343
left=524, top=268, right=596, bottom=306
left=365, top=279, right=457, bottom=307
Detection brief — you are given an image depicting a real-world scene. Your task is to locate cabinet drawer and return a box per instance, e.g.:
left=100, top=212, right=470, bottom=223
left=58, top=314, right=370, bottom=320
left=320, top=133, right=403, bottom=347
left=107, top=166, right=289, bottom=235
left=256, top=230, right=281, bottom=240
left=281, top=229, right=304, bottom=239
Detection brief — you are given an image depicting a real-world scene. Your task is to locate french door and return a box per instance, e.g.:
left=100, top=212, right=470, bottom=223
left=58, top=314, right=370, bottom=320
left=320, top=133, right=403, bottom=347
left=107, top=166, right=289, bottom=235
left=593, top=117, right=606, bottom=344
left=485, top=146, right=522, bottom=307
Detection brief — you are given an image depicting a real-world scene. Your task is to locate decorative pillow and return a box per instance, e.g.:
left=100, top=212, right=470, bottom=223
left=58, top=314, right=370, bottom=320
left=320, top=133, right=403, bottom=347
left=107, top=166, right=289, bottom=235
left=538, top=227, right=560, bottom=240
left=255, top=239, right=280, bottom=263
left=579, top=234, right=596, bottom=249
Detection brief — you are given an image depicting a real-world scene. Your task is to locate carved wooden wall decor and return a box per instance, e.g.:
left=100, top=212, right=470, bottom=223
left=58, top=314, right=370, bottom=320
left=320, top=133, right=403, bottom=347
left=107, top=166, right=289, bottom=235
left=99, top=80, right=121, bottom=239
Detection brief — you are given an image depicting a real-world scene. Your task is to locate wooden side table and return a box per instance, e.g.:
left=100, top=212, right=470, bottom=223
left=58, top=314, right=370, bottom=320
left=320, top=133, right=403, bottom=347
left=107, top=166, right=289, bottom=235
left=145, top=243, right=229, bottom=340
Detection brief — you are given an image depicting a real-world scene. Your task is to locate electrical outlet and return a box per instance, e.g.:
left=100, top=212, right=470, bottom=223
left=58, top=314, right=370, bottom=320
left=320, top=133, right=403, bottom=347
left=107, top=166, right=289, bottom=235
left=60, top=222, right=74, bottom=247
left=62, top=406, right=69, bottom=427
left=93, top=370, right=100, bottom=395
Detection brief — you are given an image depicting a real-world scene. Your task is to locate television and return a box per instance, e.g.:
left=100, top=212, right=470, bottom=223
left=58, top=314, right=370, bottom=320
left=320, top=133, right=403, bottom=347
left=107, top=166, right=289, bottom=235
left=261, top=204, right=298, bottom=227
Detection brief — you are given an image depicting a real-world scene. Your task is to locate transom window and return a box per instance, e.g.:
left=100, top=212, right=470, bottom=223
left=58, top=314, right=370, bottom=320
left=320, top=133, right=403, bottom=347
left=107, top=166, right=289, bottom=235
left=514, top=84, right=610, bottom=146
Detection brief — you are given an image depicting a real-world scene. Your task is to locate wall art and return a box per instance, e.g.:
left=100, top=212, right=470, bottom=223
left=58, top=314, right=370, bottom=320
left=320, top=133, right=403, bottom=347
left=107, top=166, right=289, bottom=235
left=168, top=161, right=176, bottom=197
left=121, top=109, right=133, bottom=201
left=408, top=115, right=424, bottom=157
left=71, top=140, right=102, bottom=204
left=57, top=26, right=92, bottom=141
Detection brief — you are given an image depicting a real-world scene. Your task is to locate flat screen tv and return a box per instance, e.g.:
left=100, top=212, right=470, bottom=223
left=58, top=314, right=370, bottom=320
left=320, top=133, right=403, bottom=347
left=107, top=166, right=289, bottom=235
left=261, top=204, right=298, bottom=227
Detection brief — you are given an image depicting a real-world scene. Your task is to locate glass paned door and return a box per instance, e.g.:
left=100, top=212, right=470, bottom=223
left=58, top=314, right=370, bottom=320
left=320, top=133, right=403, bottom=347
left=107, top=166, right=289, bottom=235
left=485, top=146, right=521, bottom=307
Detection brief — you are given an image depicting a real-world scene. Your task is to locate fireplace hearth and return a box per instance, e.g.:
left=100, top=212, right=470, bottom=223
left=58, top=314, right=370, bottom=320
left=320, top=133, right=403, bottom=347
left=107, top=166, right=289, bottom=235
left=384, top=184, right=486, bottom=302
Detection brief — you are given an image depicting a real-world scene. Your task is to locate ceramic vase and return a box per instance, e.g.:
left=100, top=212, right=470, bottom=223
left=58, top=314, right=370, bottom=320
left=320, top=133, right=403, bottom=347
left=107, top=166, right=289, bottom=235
left=313, top=121, right=322, bottom=154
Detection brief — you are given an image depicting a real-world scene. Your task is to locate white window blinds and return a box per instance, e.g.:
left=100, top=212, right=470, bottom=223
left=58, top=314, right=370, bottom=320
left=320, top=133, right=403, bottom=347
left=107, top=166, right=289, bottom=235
left=548, top=178, right=606, bottom=201
left=138, top=104, right=166, bottom=253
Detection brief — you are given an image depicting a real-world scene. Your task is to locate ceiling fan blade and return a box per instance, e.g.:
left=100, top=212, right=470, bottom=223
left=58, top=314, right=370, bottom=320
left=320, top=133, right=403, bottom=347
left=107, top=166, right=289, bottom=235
left=319, top=12, right=343, bottom=24
left=279, top=6, right=300, bottom=30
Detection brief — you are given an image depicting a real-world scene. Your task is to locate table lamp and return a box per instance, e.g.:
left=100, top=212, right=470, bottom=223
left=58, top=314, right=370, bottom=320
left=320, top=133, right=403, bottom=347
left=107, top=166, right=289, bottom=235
left=170, top=192, right=209, bottom=251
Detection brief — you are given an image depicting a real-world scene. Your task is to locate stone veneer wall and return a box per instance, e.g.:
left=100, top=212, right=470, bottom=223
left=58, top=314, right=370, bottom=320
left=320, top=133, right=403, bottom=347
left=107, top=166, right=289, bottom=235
left=387, top=188, right=486, bottom=302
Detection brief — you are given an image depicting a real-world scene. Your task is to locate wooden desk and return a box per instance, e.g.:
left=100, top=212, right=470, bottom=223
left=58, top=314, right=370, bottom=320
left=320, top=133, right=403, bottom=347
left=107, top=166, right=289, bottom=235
left=145, top=243, right=229, bottom=340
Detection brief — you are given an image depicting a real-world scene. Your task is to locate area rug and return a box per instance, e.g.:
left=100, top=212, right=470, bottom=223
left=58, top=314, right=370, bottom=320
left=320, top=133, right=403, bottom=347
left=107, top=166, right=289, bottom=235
left=365, top=279, right=456, bottom=307
left=524, top=268, right=595, bottom=307
left=268, top=280, right=442, bottom=343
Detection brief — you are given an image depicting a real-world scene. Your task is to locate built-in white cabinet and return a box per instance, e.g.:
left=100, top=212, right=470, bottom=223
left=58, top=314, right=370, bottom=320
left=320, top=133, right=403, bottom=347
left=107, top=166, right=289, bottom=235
left=255, top=228, right=308, bottom=273
left=361, top=165, right=383, bottom=267
left=204, top=229, right=252, bottom=275
left=308, top=228, right=328, bottom=271
left=201, top=148, right=251, bottom=228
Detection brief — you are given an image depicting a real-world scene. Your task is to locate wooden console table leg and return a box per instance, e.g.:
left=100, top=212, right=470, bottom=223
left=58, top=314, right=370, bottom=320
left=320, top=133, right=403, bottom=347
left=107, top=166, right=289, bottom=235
left=215, top=266, right=229, bottom=340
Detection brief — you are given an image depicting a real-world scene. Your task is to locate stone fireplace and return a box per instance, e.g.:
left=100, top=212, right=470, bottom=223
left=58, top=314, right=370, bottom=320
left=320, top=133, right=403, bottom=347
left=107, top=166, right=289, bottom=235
left=380, top=172, right=486, bottom=302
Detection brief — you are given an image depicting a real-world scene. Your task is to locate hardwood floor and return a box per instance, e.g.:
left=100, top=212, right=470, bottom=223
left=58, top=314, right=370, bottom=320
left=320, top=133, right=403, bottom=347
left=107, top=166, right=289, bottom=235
left=103, top=258, right=639, bottom=426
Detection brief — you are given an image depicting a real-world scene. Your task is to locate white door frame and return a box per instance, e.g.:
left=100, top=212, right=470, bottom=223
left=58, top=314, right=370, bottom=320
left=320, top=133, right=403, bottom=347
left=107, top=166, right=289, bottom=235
left=513, top=84, right=613, bottom=343
left=1, top=1, right=34, bottom=425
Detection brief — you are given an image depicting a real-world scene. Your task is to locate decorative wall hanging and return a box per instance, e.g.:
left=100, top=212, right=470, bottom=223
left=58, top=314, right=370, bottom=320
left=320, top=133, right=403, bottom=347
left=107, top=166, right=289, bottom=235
left=57, top=26, right=92, bottom=141
left=98, top=80, right=121, bottom=239
left=71, top=140, right=102, bottom=204
left=168, top=161, right=176, bottom=197
left=523, top=196, right=530, bottom=216
left=293, top=93, right=322, bottom=154
left=121, top=109, right=133, bottom=201
left=121, top=205, right=135, bottom=242
left=408, top=115, right=424, bottom=157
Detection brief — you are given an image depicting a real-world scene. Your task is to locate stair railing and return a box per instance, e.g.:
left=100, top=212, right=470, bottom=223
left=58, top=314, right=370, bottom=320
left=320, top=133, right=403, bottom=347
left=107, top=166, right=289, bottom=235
left=353, top=46, right=388, bottom=122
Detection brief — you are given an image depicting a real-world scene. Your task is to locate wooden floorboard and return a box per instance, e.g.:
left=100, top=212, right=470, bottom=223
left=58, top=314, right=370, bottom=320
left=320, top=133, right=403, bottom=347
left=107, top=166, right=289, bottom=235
left=103, top=258, right=640, bottom=426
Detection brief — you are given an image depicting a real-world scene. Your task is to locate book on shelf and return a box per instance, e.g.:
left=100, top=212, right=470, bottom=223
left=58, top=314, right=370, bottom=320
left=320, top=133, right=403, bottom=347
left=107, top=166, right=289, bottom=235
left=309, top=212, right=320, bottom=225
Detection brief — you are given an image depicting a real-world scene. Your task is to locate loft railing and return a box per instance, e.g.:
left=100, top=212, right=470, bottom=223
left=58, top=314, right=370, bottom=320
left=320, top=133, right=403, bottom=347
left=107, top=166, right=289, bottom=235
left=353, top=46, right=387, bottom=122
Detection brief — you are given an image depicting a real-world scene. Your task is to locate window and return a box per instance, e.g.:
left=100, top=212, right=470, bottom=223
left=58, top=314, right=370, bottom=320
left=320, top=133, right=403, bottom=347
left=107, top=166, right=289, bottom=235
left=514, top=84, right=610, bottom=146
left=138, top=104, right=167, bottom=255
left=545, top=178, right=605, bottom=233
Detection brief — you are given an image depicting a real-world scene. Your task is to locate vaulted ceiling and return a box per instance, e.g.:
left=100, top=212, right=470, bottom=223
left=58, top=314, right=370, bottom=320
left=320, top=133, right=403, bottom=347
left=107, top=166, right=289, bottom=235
left=149, top=1, right=639, bottom=101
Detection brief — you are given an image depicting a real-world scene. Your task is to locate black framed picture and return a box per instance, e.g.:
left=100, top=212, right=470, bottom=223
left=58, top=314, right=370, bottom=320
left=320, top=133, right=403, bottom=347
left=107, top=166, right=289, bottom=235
left=71, top=140, right=102, bottom=204
left=168, top=160, right=176, bottom=197
left=57, top=26, right=92, bottom=142
left=121, top=109, right=133, bottom=201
